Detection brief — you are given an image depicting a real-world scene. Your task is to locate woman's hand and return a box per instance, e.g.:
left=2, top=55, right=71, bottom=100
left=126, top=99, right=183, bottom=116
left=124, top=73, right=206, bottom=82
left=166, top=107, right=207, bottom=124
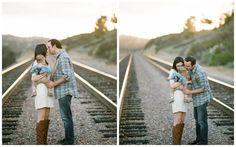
left=174, top=85, right=184, bottom=90
left=170, top=82, right=181, bottom=89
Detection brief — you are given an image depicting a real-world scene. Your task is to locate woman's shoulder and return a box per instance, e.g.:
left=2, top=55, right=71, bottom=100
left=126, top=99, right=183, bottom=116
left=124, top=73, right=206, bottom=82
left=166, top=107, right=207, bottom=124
left=32, top=60, right=38, bottom=67
left=169, top=69, right=177, bottom=75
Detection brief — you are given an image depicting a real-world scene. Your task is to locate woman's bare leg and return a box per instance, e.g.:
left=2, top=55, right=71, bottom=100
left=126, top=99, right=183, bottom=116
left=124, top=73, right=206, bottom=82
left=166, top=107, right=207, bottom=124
left=174, top=112, right=183, bottom=126
left=37, top=107, right=50, bottom=122
left=37, top=108, right=46, bottom=122
left=44, top=108, right=50, bottom=120
left=181, top=112, right=186, bottom=124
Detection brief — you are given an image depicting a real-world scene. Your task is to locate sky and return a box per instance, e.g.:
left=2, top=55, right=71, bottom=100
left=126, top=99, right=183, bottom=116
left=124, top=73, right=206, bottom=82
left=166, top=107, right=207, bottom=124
left=120, top=0, right=234, bottom=39
left=2, top=0, right=234, bottom=39
left=2, top=0, right=117, bottom=39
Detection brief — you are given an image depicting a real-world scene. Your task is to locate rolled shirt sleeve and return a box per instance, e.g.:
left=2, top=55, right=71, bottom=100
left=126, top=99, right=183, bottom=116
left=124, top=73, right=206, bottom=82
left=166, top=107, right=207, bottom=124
left=53, top=49, right=79, bottom=99
left=189, top=64, right=213, bottom=107
left=195, top=71, right=208, bottom=91
left=60, top=56, right=71, bottom=81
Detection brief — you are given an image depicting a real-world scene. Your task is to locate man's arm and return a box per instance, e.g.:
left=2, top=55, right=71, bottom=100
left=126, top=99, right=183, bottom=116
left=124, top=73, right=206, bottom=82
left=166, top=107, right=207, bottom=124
left=47, top=77, right=66, bottom=89
left=184, top=88, right=204, bottom=95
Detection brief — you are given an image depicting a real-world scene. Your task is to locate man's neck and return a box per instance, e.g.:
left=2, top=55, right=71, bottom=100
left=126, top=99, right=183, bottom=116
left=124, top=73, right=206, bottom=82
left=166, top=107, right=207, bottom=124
left=191, top=64, right=197, bottom=72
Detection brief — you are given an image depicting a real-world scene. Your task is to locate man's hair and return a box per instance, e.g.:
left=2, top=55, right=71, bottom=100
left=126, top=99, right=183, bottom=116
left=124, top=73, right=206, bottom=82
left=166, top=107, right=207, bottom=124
left=48, top=39, right=62, bottom=49
left=185, top=56, right=196, bottom=66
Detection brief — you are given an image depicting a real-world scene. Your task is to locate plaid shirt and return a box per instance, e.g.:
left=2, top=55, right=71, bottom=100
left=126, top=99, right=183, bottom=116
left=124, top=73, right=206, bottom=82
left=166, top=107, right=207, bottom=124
left=53, top=49, right=79, bottom=99
left=189, top=64, right=213, bottom=107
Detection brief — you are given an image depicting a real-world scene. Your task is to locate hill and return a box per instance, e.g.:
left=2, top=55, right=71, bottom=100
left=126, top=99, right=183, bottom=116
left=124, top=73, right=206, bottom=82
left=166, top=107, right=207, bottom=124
left=119, top=35, right=149, bottom=57
left=2, top=30, right=117, bottom=68
left=144, top=13, right=234, bottom=67
left=61, top=30, right=117, bottom=63
left=2, top=35, right=49, bottom=68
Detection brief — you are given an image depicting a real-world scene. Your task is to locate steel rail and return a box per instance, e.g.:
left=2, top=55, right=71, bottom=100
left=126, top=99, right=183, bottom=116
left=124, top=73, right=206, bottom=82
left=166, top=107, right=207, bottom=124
left=2, top=66, right=31, bottom=104
left=2, top=58, right=33, bottom=75
left=75, top=73, right=117, bottom=113
left=72, top=61, right=117, bottom=81
left=118, top=55, right=133, bottom=122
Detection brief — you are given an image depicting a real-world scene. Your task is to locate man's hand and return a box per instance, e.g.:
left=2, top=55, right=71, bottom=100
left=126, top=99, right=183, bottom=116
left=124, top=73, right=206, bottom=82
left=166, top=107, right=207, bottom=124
left=47, top=81, right=55, bottom=89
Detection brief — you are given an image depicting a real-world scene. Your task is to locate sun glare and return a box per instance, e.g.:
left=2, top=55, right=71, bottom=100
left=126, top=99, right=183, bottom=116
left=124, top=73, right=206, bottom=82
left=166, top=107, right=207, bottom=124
left=120, top=0, right=234, bottom=39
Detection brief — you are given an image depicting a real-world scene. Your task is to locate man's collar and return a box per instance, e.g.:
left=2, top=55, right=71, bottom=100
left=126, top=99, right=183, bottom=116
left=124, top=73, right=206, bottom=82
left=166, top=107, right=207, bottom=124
left=192, top=64, right=198, bottom=73
left=56, top=49, right=64, bottom=59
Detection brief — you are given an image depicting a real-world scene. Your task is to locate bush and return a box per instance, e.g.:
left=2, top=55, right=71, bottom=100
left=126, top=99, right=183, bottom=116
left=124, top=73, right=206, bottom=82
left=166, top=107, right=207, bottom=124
left=2, top=45, right=16, bottom=68
left=93, top=38, right=116, bottom=63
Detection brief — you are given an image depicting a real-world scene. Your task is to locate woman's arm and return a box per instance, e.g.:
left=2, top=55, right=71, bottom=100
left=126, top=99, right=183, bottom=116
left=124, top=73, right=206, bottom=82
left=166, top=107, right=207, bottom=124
left=31, top=73, right=47, bottom=82
left=170, top=81, right=181, bottom=89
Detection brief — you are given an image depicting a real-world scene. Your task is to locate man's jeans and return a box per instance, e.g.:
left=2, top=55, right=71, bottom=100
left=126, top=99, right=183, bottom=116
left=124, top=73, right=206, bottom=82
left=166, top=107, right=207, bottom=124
left=58, top=95, right=74, bottom=144
left=194, top=102, right=208, bottom=145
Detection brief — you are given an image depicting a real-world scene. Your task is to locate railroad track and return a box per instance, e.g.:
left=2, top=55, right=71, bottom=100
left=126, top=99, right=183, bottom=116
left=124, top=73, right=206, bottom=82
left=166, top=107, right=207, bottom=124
left=119, top=55, right=130, bottom=95
left=144, top=54, right=234, bottom=142
left=119, top=55, right=149, bottom=145
left=2, top=58, right=33, bottom=94
left=2, top=59, right=117, bottom=144
left=73, top=61, right=117, bottom=105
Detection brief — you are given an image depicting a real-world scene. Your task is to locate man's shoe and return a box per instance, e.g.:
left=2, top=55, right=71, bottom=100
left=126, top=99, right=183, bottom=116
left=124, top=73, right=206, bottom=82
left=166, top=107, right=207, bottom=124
left=188, top=140, right=198, bottom=145
left=57, top=139, right=66, bottom=144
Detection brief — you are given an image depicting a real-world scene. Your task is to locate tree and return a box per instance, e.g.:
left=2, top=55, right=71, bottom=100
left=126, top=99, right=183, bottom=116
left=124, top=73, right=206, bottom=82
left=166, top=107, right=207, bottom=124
left=111, top=13, right=117, bottom=30
left=201, top=18, right=213, bottom=24
left=95, top=16, right=108, bottom=35
left=183, top=16, right=196, bottom=33
left=219, top=11, right=234, bottom=26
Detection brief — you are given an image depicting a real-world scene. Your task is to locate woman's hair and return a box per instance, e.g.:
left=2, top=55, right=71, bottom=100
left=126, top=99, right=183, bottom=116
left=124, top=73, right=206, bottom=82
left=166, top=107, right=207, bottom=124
left=172, top=56, right=184, bottom=72
left=48, top=39, right=62, bottom=49
left=34, top=44, right=48, bottom=64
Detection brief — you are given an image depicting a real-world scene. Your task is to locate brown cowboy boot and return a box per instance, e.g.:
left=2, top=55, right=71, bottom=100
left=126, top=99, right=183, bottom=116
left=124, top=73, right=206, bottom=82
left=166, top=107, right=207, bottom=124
left=178, top=123, right=184, bottom=144
left=172, top=123, right=184, bottom=145
left=172, top=125, right=179, bottom=144
left=36, top=121, right=45, bottom=144
left=43, top=119, right=50, bottom=144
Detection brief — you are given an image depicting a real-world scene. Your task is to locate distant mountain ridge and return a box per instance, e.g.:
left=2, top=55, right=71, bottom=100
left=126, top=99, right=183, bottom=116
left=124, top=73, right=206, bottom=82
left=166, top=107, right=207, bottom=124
left=119, top=35, right=149, bottom=52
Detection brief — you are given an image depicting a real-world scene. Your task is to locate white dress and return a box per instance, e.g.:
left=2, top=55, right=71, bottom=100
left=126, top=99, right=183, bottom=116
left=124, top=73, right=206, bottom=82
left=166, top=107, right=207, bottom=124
left=32, top=61, right=54, bottom=109
left=34, top=83, right=54, bottom=109
left=169, top=69, right=187, bottom=113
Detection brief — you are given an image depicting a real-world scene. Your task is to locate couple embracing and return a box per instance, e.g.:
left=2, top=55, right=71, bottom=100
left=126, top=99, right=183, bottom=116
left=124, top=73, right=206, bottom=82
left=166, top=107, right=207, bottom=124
left=169, top=56, right=213, bottom=145
left=31, top=39, right=78, bottom=145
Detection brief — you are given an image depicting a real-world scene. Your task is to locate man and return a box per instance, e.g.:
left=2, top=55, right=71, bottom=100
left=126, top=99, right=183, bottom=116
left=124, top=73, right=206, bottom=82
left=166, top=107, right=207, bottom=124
left=47, top=39, right=79, bottom=145
left=183, top=56, right=213, bottom=145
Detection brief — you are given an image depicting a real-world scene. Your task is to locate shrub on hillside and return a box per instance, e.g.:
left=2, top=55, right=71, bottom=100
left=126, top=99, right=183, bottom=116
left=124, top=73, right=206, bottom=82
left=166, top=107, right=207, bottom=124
left=93, top=38, right=116, bottom=63
left=2, top=45, right=17, bottom=68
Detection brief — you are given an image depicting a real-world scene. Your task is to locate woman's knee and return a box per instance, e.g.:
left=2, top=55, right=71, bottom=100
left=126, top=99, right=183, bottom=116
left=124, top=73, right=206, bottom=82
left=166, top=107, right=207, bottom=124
left=37, top=108, right=49, bottom=120
left=44, top=108, right=50, bottom=119
left=174, top=113, right=182, bottom=125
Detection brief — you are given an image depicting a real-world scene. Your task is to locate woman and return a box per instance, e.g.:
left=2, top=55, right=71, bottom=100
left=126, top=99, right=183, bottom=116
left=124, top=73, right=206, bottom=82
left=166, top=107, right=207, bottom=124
left=169, top=56, right=187, bottom=145
left=31, top=44, right=54, bottom=144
